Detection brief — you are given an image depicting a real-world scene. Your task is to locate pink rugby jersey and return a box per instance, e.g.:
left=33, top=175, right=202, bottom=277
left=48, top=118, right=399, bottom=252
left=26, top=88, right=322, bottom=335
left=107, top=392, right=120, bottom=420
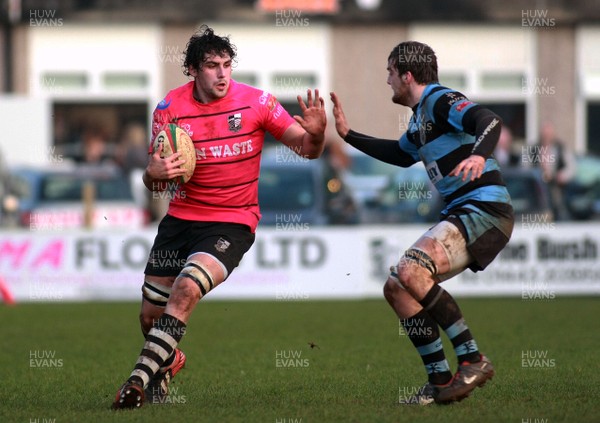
left=150, top=79, right=296, bottom=232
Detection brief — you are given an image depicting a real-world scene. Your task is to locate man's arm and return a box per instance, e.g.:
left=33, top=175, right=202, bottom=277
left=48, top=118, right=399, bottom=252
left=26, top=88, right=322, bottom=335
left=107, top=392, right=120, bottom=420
left=463, top=106, right=503, bottom=160
left=278, top=89, right=327, bottom=160
left=330, top=92, right=415, bottom=167
left=344, top=130, right=416, bottom=167
left=450, top=105, right=503, bottom=181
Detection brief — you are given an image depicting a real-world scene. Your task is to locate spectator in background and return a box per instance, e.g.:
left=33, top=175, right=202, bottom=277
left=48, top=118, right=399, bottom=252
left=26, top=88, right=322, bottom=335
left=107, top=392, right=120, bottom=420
left=0, top=150, right=18, bottom=227
left=78, top=126, right=113, bottom=165
left=116, top=122, right=148, bottom=174
left=494, top=126, right=521, bottom=168
left=532, top=121, right=576, bottom=220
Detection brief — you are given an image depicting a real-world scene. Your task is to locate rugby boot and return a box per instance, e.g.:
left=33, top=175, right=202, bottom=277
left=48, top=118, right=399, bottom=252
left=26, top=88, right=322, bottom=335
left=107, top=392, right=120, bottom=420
left=112, top=381, right=145, bottom=410
left=435, top=354, right=494, bottom=404
left=145, top=348, right=187, bottom=403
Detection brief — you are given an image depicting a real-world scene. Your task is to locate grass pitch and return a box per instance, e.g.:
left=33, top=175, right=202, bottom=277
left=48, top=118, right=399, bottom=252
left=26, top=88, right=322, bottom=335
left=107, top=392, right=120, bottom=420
left=1, top=297, right=599, bottom=423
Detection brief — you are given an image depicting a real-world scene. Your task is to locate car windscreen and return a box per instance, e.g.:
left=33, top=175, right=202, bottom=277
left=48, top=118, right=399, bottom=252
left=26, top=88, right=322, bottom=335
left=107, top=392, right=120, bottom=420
left=348, top=154, right=397, bottom=176
left=258, top=166, right=314, bottom=211
left=41, top=174, right=133, bottom=202
left=503, top=173, right=543, bottom=214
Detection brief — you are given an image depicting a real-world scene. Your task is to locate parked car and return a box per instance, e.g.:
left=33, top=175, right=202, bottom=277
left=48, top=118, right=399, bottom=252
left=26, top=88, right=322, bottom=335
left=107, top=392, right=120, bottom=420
left=360, top=163, right=444, bottom=224
left=341, top=149, right=399, bottom=206
left=7, top=164, right=149, bottom=230
left=502, top=167, right=553, bottom=221
left=258, top=148, right=360, bottom=226
left=360, top=164, right=552, bottom=224
left=564, top=155, right=600, bottom=220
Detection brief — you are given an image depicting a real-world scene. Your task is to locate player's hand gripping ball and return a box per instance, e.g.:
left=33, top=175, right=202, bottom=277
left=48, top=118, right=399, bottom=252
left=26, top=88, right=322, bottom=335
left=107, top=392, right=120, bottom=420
left=152, top=123, right=196, bottom=184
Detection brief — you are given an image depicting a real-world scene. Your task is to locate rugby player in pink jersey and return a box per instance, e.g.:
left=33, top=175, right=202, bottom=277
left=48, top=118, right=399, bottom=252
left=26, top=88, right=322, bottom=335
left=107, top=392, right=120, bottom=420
left=112, top=25, right=326, bottom=409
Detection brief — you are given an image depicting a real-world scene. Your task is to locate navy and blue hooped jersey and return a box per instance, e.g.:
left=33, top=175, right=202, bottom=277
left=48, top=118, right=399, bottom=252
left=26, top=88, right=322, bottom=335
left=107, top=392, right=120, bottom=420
left=398, top=83, right=512, bottom=214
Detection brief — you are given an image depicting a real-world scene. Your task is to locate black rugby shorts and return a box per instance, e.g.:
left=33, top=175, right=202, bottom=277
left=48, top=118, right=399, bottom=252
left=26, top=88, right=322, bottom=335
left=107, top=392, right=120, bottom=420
left=144, top=214, right=255, bottom=278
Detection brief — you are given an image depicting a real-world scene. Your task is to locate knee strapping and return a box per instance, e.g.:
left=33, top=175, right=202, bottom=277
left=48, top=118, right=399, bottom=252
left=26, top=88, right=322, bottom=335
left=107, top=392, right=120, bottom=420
left=401, top=248, right=438, bottom=275
left=178, top=260, right=214, bottom=296
left=142, top=280, right=172, bottom=307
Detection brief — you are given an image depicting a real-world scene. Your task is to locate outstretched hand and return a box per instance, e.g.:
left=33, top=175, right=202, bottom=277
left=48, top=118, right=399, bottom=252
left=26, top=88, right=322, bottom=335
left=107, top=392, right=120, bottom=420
left=146, top=142, right=187, bottom=181
left=329, top=92, right=350, bottom=139
left=294, top=89, right=326, bottom=138
left=449, top=155, right=486, bottom=181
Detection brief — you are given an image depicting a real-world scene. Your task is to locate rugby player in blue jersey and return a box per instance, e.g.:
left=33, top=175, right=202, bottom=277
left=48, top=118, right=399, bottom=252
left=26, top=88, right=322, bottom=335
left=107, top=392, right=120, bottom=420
left=331, top=41, right=514, bottom=405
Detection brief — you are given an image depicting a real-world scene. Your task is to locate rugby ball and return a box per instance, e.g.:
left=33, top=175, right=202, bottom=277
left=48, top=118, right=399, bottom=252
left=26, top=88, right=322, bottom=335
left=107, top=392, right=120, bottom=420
left=152, top=123, right=196, bottom=184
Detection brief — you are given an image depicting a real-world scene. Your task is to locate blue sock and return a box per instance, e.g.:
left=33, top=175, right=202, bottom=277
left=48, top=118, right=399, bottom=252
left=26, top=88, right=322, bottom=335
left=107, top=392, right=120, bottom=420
left=401, top=309, right=453, bottom=385
left=419, top=284, right=481, bottom=364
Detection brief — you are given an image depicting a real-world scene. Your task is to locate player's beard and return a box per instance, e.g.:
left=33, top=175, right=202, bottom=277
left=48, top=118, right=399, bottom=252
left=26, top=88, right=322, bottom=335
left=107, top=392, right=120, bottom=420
left=391, top=86, right=410, bottom=107
left=392, top=91, right=407, bottom=106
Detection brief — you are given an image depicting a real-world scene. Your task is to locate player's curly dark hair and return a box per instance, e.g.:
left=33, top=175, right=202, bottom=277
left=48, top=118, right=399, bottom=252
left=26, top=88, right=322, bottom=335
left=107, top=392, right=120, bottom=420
left=182, top=25, right=237, bottom=77
left=388, top=41, right=438, bottom=84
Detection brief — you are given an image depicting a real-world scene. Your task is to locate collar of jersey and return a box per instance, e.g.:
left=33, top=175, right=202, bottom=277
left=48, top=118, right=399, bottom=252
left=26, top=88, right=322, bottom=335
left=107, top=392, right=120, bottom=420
left=412, top=83, right=441, bottom=113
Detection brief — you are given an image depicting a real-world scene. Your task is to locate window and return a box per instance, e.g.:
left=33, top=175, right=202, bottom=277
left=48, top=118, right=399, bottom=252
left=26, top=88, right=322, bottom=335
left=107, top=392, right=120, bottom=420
left=478, top=102, right=526, bottom=141
left=439, top=73, right=466, bottom=91
left=586, top=102, right=600, bottom=156
left=41, top=72, right=88, bottom=91
left=233, top=73, right=258, bottom=86
left=481, top=73, right=525, bottom=91
left=53, top=102, right=148, bottom=166
left=271, top=73, right=317, bottom=99
left=102, top=73, right=148, bottom=90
